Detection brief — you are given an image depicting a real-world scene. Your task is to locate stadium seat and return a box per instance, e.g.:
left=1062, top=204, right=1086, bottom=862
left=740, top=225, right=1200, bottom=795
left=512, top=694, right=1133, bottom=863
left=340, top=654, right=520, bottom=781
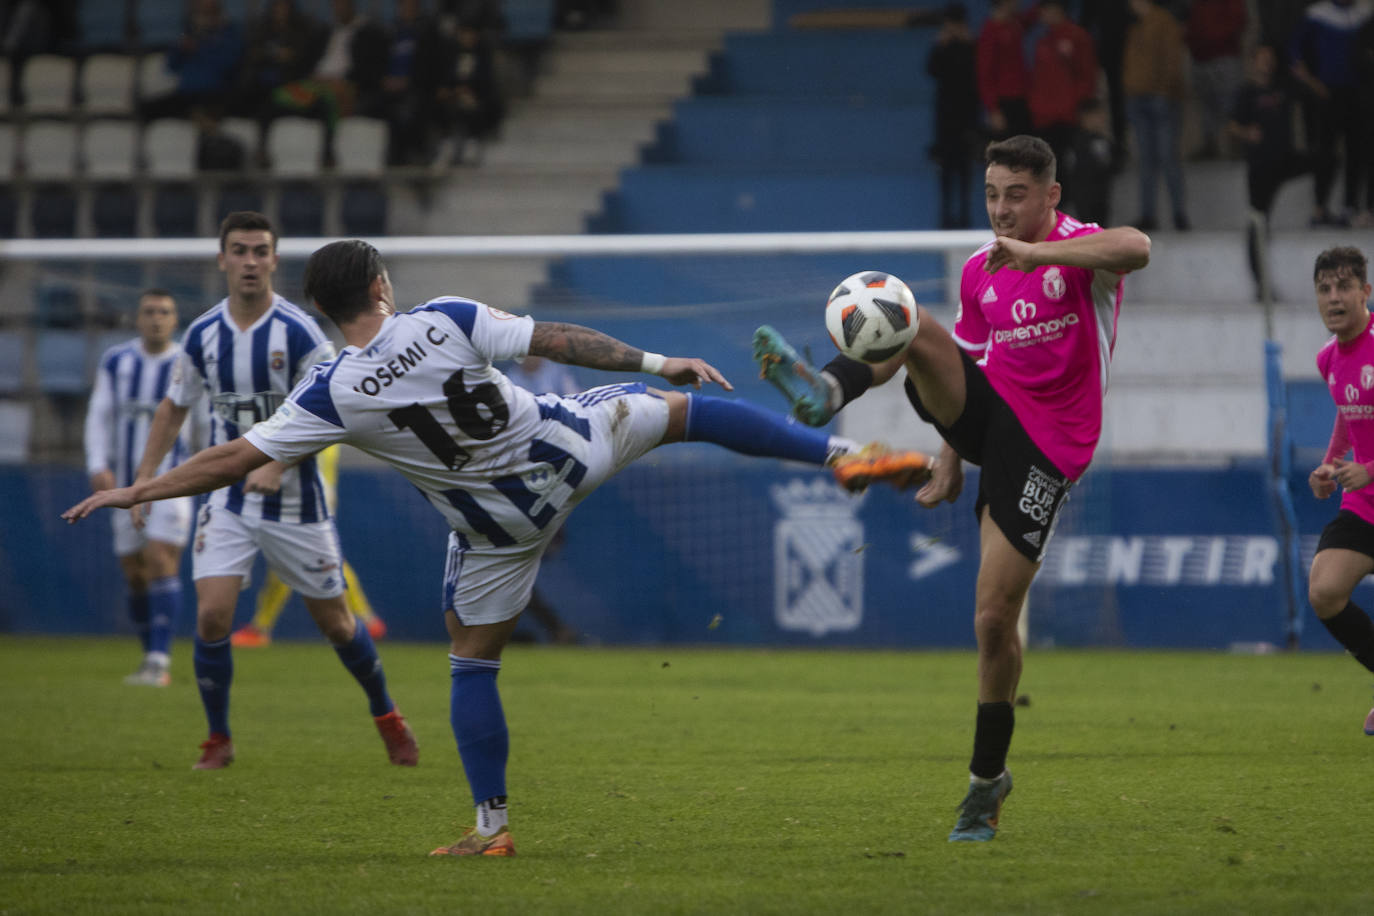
left=0, top=331, right=26, bottom=395
left=20, top=120, right=79, bottom=180
left=219, top=116, right=261, bottom=161
left=92, top=184, right=140, bottom=237
left=30, top=185, right=79, bottom=237
left=0, top=187, right=16, bottom=237
left=137, top=52, right=177, bottom=102
left=0, top=56, right=10, bottom=116
left=152, top=183, right=200, bottom=237
left=136, top=0, right=183, bottom=47
left=0, top=121, right=15, bottom=180
left=0, top=400, right=32, bottom=462
left=36, top=329, right=89, bottom=394
left=278, top=182, right=324, bottom=236
left=19, top=54, right=77, bottom=114
left=82, top=119, right=140, bottom=180
left=35, top=281, right=82, bottom=328
left=504, top=0, right=556, bottom=42
left=142, top=118, right=197, bottom=179
left=215, top=182, right=263, bottom=223
left=81, top=2, right=129, bottom=50
left=79, top=54, right=138, bottom=116
left=265, top=116, right=324, bottom=177
left=341, top=181, right=388, bottom=236
left=335, top=116, right=388, bottom=176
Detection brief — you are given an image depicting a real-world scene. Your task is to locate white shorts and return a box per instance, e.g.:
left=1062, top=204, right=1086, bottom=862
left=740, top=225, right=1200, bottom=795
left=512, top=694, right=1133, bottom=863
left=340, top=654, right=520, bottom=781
left=112, top=496, right=193, bottom=556
left=191, top=503, right=346, bottom=598
left=442, top=385, right=669, bottom=625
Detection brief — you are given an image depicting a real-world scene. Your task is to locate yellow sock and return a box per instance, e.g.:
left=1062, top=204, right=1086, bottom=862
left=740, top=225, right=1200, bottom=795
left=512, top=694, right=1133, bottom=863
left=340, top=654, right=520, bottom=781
left=252, top=571, right=292, bottom=632
left=343, top=561, right=376, bottom=621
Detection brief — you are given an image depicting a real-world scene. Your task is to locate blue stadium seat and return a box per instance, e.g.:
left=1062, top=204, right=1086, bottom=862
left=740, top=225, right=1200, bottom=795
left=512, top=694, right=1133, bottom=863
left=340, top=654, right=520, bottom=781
left=35, top=280, right=82, bottom=328
left=36, top=330, right=89, bottom=394
left=0, top=330, right=26, bottom=394
left=277, top=182, right=324, bottom=236
left=215, top=182, right=263, bottom=223
left=29, top=185, right=78, bottom=238
left=92, top=184, right=140, bottom=237
left=153, top=182, right=199, bottom=237
left=0, top=186, right=16, bottom=238
left=695, top=31, right=935, bottom=100
left=81, top=4, right=130, bottom=50
left=341, top=181, right=388, bottom=236
left=503, top=0, right=555, bottom=42
left=136, top=0, right=185, bottom=47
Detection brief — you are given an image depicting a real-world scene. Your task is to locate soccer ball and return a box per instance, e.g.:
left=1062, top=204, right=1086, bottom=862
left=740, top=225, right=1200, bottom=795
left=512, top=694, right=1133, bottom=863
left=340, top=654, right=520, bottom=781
left=824, top=271, right=918, bottom=363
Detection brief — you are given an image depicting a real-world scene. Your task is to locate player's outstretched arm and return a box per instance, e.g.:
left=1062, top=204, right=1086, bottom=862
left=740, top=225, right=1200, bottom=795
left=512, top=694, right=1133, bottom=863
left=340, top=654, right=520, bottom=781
left=134, top=397, right=190, bottom=483
left=529, top=321, right=732, bottom=390
left=985, top=226, right=1151, bottom=275
left=63, top=438, right=272, bottom=523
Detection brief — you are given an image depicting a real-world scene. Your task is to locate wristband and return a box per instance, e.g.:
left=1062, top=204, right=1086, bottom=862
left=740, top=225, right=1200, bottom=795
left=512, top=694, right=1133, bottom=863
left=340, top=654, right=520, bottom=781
left=640, top=351, right=666, bottom=375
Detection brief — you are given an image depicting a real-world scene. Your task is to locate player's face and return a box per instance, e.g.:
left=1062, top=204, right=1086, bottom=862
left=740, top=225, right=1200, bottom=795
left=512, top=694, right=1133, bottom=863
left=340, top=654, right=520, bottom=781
left=218, top=230, right=278, bottom=301
left=136, top=295, right=178, bottom=349
left=985, top=164, right=1060, bottom=242
left=1315, top=269, right=1373, bottom=341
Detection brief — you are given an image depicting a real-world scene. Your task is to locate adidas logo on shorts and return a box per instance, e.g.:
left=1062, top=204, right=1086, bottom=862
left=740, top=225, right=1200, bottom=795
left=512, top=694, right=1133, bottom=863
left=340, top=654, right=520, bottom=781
left=1023, top=530, right=1042, bottom=548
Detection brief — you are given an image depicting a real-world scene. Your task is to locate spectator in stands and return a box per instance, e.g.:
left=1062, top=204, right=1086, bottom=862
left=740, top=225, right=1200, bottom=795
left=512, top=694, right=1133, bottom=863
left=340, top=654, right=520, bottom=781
left=236, top=0, right=321, bottom=119
left=1062, top=97, right=1115, bottom=225
left=976, top=0, right=1032, bottom=139
left=428, top=19, right=505, bottom=168
left=1027, top=0, right=1099, bottom=197
left=377, top=0, right=442, bottom=166
left=927, top=3, right=979, bottom=229
left=269, top=0, right=388, bottom=164
left=1186, top=0, right=1247, bottom=160
left=1230, top=44, right=1319, bottom=296
left=138, top=0, right=245, bottom=122
left=1123, top=0, right=1191, bottom=231
left=1080, top=0, right=1132, bottom=161
left=1287, top=0, right=1373, bottom=227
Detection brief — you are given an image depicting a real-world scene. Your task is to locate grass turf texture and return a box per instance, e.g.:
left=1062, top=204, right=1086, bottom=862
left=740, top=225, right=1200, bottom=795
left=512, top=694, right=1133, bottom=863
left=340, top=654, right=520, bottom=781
left=1, top=637, right=1371, bottom=915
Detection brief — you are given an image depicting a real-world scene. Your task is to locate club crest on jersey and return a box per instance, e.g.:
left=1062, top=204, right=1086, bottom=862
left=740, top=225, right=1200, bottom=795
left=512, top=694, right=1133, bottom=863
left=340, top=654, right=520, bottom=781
left=271, top=349, right=285, bottom=371
left=1042, top=267, right=1066, bottom=301
left=1346, top=384, right=1360, bottom=403
left=1362, top=365, right=1374, bottom=389
left=486, top=306, right=517, bottom=320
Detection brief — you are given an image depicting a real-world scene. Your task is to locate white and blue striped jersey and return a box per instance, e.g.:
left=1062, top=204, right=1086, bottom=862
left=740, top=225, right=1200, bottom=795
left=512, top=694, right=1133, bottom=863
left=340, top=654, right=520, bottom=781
left=169, top=294, right=336, bottom=523
left=85, top=339, right=197, bottom=486
left=247, top=297, right=604, bottom=548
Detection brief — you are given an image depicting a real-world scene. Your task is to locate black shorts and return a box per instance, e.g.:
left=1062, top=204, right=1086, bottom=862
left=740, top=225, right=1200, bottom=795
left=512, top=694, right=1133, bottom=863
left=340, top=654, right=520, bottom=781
left=1316, top=509, right=1374, bottom=561
left=904, top=348, right=1072, bottom=563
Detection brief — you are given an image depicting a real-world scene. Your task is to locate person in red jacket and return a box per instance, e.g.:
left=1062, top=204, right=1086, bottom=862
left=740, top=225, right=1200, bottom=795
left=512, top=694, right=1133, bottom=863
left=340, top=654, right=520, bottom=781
left=977, top=0, right=1032, bottom=139
left=1028, top=0, right=1099, bottom=183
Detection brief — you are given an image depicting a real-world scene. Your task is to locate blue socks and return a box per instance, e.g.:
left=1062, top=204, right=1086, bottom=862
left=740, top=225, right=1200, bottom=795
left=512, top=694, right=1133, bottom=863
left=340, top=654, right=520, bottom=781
left=334, top=622, right=394, bottom=718
left=146, top=577, right=181, bottom=657
left=683, top=394, right=831, bottom=465
left=128, top=591, right=151, bottom=653
left=193, top=636, right=233, bottom=737
left=450, top=655, right=508, bottom=805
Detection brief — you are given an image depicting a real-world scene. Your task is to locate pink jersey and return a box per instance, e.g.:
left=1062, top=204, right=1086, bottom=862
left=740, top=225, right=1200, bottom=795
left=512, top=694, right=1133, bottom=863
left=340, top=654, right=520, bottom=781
left=1316, top=316, right=1374, bottom=525
left=955, top=211, right=1124, bottom=479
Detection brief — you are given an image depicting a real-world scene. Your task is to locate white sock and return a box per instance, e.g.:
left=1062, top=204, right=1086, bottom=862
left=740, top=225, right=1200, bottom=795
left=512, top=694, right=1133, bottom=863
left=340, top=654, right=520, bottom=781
left=825, top=436, right=861, bottom=464
left=146, top=651, right=170, bottom=668
left=475, top=797, right=508, bottom=837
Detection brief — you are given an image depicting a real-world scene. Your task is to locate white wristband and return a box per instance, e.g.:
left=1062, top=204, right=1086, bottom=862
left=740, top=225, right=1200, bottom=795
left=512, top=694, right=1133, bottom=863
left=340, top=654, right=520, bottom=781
left=640, top=351, right=666, bottom=375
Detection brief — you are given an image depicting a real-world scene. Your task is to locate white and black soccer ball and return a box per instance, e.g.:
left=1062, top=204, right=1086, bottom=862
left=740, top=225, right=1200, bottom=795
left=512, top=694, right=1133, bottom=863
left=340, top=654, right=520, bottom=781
left=824, top=271, right=918, bottom=363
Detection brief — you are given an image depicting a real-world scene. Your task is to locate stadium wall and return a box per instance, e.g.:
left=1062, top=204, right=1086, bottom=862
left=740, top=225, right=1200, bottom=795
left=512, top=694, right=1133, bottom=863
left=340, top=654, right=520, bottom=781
left=3, top=459, right=1348, bottom=652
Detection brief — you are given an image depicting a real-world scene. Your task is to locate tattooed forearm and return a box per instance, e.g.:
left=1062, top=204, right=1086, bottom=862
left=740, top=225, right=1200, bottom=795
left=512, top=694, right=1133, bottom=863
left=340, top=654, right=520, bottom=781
left=528, top=321, right=644, bottom=371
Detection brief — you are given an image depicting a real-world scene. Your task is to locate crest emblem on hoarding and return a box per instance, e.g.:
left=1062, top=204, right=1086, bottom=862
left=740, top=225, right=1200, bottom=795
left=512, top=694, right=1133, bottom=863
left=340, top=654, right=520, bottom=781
left=770, top=479, right=865, bottom=637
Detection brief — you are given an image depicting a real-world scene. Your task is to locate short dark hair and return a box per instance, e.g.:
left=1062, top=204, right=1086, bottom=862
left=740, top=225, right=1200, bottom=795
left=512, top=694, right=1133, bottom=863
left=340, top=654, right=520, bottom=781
left=139, top=287, right=175, bottom=302
left=985, top=134, right=1057, bottom=183
left=219, top=211, right=277, bottom=252
left=303, top=239, right=386, bottom=323
left=1313, top=246, right=1369, bottom=285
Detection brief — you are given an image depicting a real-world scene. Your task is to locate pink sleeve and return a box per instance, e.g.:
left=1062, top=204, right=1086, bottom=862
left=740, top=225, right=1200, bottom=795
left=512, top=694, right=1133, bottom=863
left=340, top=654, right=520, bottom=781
left=954, top=263, right=991, bottom=355
left=1325, top=412, right=1351, bottom=465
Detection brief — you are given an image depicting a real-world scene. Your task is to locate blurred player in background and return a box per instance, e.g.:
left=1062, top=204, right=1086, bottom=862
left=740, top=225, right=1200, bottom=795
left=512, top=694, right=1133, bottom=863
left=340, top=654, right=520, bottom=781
left=230, top=444, right=388, bottom=648
left=504, top=355, right=581, bottom=645
left=84, top=289, right=205, bottom=687
left=1304, top=245, right=1374, bottom=736
left=63, top=238, right=929, bottom=857
left=127, top=212, right=417, bottom=771
left=755, top=134, right=1150, bottom=841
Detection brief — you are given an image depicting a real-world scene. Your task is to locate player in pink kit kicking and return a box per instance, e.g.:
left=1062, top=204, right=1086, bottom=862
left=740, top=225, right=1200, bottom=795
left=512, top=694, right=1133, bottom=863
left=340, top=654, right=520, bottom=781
left=754, top=135, right=1150, bottom=841
left=1305, top=246, right=1374, bottom=737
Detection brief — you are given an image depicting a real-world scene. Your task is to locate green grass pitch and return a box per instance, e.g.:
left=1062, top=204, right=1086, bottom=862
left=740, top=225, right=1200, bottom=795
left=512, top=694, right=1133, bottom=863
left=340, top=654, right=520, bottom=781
left=2, top=636, right=1371, bottom=915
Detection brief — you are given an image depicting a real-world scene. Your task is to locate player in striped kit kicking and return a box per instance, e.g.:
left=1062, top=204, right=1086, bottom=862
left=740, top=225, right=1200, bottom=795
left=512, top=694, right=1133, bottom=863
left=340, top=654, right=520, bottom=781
left=1305, top=246, right=1374, bottom=737
left=84, top=289, right=206, bottom=687
left=755, top=135, right=1151, bottom=841
left=62, top=238, right=930, bottom=856
left=126, top=212, right=417, bottom=771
